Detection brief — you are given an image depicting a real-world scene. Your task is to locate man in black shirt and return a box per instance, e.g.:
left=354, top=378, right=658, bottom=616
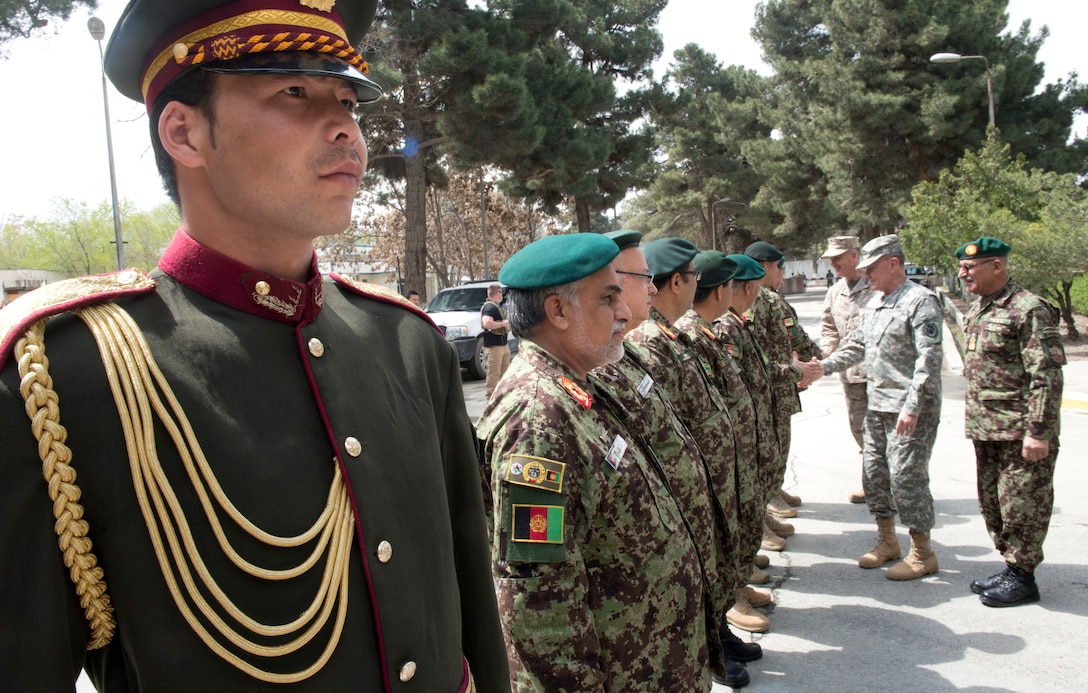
left=481, top=283, right=512, bottom=397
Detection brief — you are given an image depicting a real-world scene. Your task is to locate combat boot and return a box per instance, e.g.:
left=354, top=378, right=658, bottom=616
left=740, top=585, right=773, bottom=608
left=980, top=565, right=1039, bottom=607
left=711, top=658, right=751, bottom=689
left=719, top=624, right=762, bottom=662
left=886, top=529, right=939, bottom=581
left=750, top=564, right=771, bottom=584
left=767, top=493, right=797, bottom=519
left=753, top=553, right=770, bottom=569
left=848, top=488, right=866, bottom=504
left=858, top=516, right=900, bottom=569
left=764, top=512, right=795, bottom=538
left=780, top=489, right=802, bottom=507
left=726, top=594, right=770, bottom=633
left=971, top=565, right=1012, bottom=595
left=761, top=521, right=786, bottom=552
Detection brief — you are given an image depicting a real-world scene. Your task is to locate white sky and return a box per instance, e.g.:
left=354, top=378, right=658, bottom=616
left=0, top=0, right=1084, bottom=223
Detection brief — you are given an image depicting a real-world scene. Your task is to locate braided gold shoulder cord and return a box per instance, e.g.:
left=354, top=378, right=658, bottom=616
left=18, top=304, right=355, bottom=683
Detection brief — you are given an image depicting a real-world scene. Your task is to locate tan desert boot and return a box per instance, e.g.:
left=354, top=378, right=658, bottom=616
left=886, top=529, right=939, bottom=581
left=753, top=553, right=770, bottom=569
left=727, top=594, right=770, bottom=633
left=848, top=488, right=866, bottom=504
left=764, top=512, right=795, bottom=538
left=780, top=489, right=802, bottom=507
left=749, top=565, right=771, bottom=584
left=740, top=585, right=773, bottom=608
left=761, top=521, right=786, bottom=551
left=859, top=516, right=901, bottom=569
left=768, top=493, right=797, bottom=518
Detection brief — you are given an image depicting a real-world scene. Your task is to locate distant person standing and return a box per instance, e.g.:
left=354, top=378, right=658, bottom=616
left=819, top=236, right=873, bottom=504
left=407, top=290, right=422, bottom=307
left=956, top=237, right=1065, bottom=607
left=480, top=283, right=512, bottom=398
left=826, top=269, right=835, bottom=288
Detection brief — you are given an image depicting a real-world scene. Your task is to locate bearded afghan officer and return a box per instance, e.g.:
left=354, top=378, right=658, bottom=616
left=477, top=233, right=708, bottom=691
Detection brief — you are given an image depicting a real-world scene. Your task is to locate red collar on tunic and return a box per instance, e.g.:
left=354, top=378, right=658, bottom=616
left=158, top=229, right=324, bottom=326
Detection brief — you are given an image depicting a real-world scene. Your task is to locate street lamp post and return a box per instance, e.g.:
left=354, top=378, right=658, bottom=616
left=930, top=52, right=995, bottom=130
left=88, top=17, right=125, bottom=270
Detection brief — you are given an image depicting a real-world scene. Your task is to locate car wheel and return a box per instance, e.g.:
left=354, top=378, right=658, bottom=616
left=466, top=335, right=487, bottom=380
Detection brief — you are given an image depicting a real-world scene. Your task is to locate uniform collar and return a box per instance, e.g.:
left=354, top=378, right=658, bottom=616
left=979, top=279, right=1017, bottom=310
left=519, top=340, right=595, bottom=390
left=158, top=229, right=324, bottom=325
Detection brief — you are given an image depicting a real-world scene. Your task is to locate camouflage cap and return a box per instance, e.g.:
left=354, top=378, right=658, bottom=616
left=856, top=234, right=904, bottom=270
left=821, top=236, right=861, bottom=258
left=694, top=250, right=737, bottom=289
left=727, top=254, right=766, bottom=282
left=499, top=234, right=619, bottom=290
left=955, top=237, right=1011, bottom=260
left=744, top=241, right=784, bottom=263
left=605, top=229, right=643, bottom=251
left=643, top=238, right=698, bottom=277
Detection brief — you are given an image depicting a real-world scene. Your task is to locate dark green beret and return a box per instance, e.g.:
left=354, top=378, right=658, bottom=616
left=643, top=238, right=698, bottom=276
left=694, top=251, right=737, bottom=288
left=499, top=234, right=619, bottom=290
left=727, top=254, right=766, bottom=282
left=605, top=229, right=643, bottom=251
left=744, top=241, right=784, bottom=263
left=955, top=236, right=1011, bottom=260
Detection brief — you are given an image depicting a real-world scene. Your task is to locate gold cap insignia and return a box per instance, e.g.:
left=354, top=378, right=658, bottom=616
left=300, top=0, right=336, bottom=11
left=965, top=243, right=978, bottom=256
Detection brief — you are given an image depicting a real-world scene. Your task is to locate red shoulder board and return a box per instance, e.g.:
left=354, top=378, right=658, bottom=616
left=330, top=273, right=441, bottom=335
left=656, top=321, right=678, bottom=340
left=0, top=269, right=156, bottom=371
left=560, top=376, right=593, bottom=409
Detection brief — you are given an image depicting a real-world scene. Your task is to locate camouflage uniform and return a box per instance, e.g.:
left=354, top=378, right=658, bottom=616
left=478, top=340, right=708, bottom=692
left=822, top=280, right=943, bottom=531
left=745, top=287, right=819, bottom=501
left=626, top=309, right=740, bottom=598
left=675, top=310, right=765, bottom=585
left=964, top=280, right=1065, bottom=571
left=590, top=341, right=726, bottom=669
left=821, top=276, right=873, bottom=449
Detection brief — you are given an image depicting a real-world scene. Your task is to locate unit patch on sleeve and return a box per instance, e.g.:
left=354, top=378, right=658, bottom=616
left=511, top=504, right=565, bottom=544
left=505, top=454, right=566, bottom=493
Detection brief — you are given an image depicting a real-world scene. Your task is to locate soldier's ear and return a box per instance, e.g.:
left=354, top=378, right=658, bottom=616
left=159, top=101, right=209, bottom=170
left=543, top=293, right=570, bottom=330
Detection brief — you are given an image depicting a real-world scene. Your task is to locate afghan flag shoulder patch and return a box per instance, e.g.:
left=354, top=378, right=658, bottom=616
left=512, top=504, right=565, bottom=544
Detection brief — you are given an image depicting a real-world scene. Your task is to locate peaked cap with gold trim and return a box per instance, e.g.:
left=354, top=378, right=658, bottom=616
left=104, top=0, right=381, bottom=111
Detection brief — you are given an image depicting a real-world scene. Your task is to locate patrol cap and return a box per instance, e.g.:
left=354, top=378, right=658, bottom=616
left=822, top=236, right=860, bottom=258
left=499, top=234, right=619, bottom=290
left=744, top=241, right=784, bottom=263
left=643, top=238, right=698, bottom=277
left=694, top=251, right=737, bottom=289
left=104, top=0, right=382, bottom=110
left=955, top=237, right=1012, bottom=260
left=605, top=229, right=643, bottom=251
left=856, top=234, right=904, bottom=270
left=727, top=254, right=766, bottom=282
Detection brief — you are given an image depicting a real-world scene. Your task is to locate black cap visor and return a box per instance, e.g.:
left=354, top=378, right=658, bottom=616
left=201, top=52, right=382, bottom=104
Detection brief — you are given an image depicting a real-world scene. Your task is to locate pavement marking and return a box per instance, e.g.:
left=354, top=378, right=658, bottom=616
left=1062, top=398, right=1088, bottom=410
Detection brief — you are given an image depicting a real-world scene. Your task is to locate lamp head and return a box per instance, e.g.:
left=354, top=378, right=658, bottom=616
left=930, top=52, right=963, bottom=63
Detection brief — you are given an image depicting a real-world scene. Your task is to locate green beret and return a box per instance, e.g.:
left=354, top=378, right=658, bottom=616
left=727, top=254, right=766, bottom=282
left=955, top=236, right=1011, bottom=260
left=744, top=241, right=784, bottom=263
left=605, top=229, right=643, bottom=251
left=643, top=238, right=698, bottom=276
left=499, top=234, right=619, bottom=290
left=694, top=251, right=737, bottom=288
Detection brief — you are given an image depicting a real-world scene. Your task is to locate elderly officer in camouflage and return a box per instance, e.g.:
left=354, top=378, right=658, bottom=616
left=956, top=237, right=1065, bottom=607
left=0, top=1, right=508, bottom=690
left=820, top=236, right=874, bottom=504
left=477, top=233, right=708, bottom=691
left=744, top=241, right=820, bottom=542
left=818, top=235, right=944, bottom=581
left=676, top=251, right=776, bottom=637
left=589, top=231, right=756, bottom=688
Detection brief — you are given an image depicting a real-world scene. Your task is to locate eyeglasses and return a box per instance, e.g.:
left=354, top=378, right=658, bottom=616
left=616, top=270, right=655, bottom=285
left=777, top=258, right=786, bottom=269
left=679, top=270, right=703, bottom=282
left=958, top=260, right=993, bottom=274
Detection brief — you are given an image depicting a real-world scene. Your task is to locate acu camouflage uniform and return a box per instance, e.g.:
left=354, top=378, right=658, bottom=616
left=626, top=308, right=740, bottom=606
left=674, top=309, right=764, bottom=587
left=714, top=309, right=779, bottom=515
left=964, top=280, right=1065, bottom=571
left=590, top=341, right=726, bottom=672
left=745, top=287, right=819, bottom=501
left=821, top=276, right=873, bottom=449
left=822, top=280, right=943, bottom=532
left=477, top=340, right=708, bottom=692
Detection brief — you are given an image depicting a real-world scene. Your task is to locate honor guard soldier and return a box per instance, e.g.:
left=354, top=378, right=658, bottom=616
left=0, top=1, right=508, bottom=691
left=477, top=233, right=709, bottom=691
left=956, top=237, right=1065, bottom=607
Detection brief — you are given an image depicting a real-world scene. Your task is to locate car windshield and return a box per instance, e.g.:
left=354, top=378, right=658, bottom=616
left=426, top=288, right=487, bottom=313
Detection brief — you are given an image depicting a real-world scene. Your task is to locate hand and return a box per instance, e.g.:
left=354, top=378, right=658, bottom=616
left=1022, top=435, right=1050, bottom=462
left=895, top=412, right=918, bottom=436
left=820, top=346, right=832, bottom=359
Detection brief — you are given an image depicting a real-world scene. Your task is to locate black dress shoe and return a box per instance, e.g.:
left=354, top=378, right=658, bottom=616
left=971, top=566, right=1011, bottom=595
left=980, top=566, right=1040, bottom=607
left=711, top=658, right=751, bottom=689
left=720, top=625, right=763, bottom=662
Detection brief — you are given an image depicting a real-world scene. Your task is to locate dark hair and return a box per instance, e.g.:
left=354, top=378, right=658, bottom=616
left=149, top=69, right=219, bottom=208
left=506, top=281, right=581, bottom=339
left=693, top=285, right=714, bottom=304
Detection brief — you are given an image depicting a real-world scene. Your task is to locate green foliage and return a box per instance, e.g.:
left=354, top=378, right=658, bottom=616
left=1070, top=274, right=1088, bottom=315
left=0, top=0, right=95, bottom=46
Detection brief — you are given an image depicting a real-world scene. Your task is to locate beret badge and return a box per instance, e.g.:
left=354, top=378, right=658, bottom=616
left=965, top=244, right=978, bottom=256
left=300, top=0, right=337, bottom=11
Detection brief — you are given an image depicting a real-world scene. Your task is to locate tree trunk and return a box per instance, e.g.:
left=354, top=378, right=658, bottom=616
left=1058, top=280, right=1081, bottom=340
left=402, top=70, right=429, bottom=301
left=575, top=195, right=591, bottom=234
